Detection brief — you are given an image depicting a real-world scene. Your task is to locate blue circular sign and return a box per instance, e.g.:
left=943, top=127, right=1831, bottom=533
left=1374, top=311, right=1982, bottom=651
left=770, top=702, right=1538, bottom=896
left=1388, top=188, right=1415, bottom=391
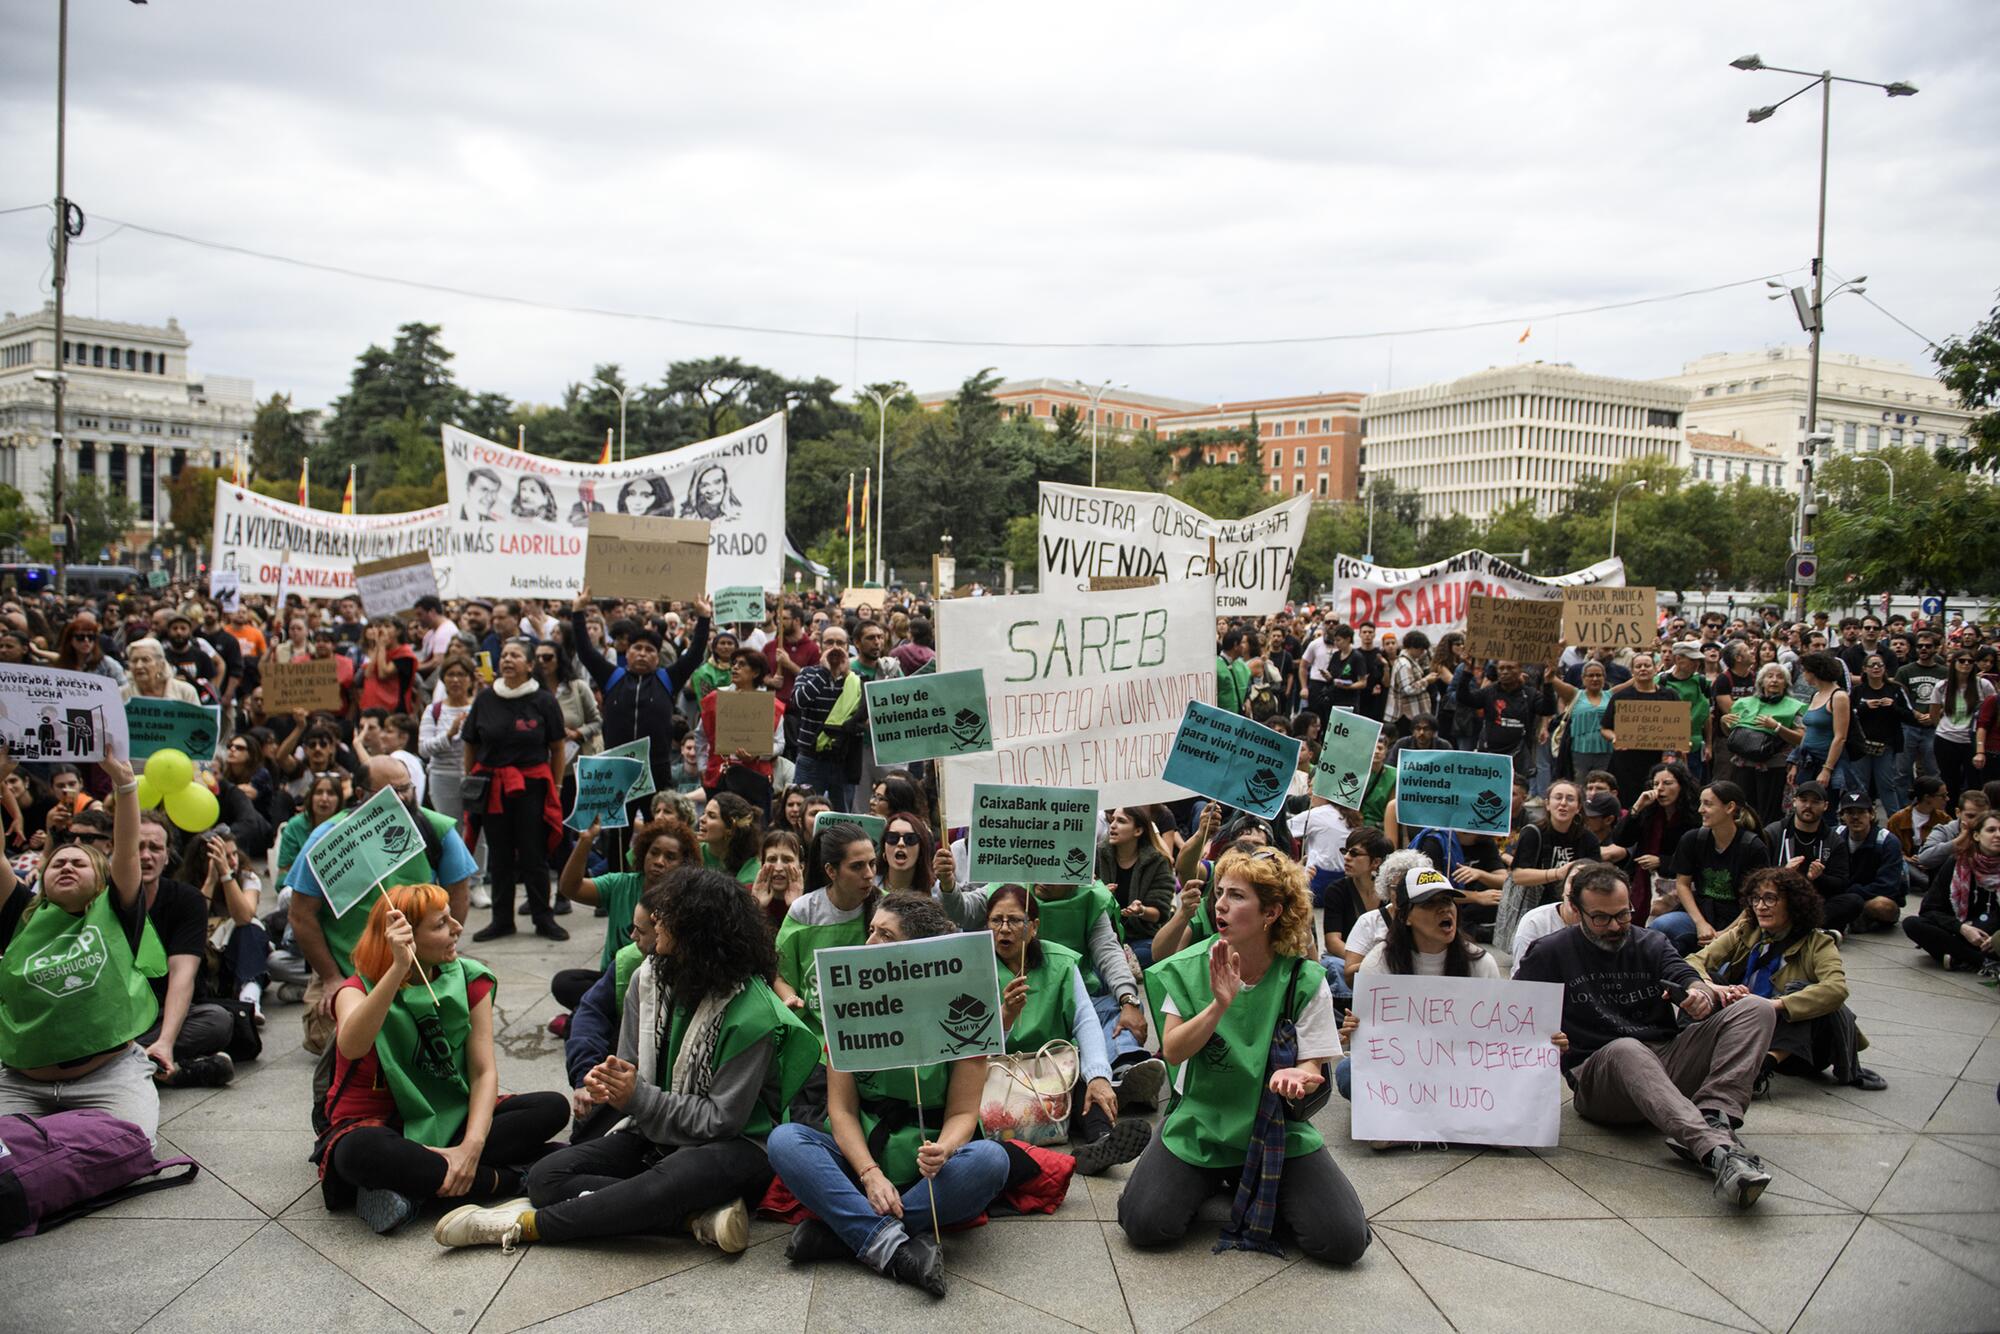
left=1921, top=596, right=1944, bottom=616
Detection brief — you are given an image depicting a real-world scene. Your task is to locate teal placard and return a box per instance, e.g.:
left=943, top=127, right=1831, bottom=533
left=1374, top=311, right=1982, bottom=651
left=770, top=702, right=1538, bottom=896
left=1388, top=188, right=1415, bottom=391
left=568, top=754, right=645, bottom=831
left=967, top=783, right=1099, bottom=884
left=712, top=585, right=767, bottom=625
left=599, top=737, right=654, bottom=802
left=125, top=698, right=222, bottom=763
left=815, top=931, right=1005, bottom=1073
left=1395, top=748, right=1516, bottom=837
left=864, top=668, right=992, bottom=767
left=146, top=569, right=169, bottom=589
left=812, top=810, right=886, bottom=848
left=1161, top=699, right=1301, bottom=820
left=305, top=786, right=426, bottom=920
left=1310, top=711, right=1385, bottom=809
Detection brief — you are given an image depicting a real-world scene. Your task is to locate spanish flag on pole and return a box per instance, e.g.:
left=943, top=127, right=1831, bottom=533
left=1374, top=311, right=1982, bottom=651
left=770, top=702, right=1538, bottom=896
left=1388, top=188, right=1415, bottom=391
left=860, top=467, right=871, bottom=562
left=298, top=458, right=310, bottom=507
left=341, top=465, right=356, bottom=515
left=845, top=472, right=855, bottom=538
left=599, top=428, right=614, bottom=466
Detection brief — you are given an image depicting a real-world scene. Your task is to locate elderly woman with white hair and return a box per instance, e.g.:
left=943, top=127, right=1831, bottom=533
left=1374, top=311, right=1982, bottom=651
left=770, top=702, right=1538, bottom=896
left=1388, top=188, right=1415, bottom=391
left=120, top=637, right=202, bottom=704
left=1726, top=662, right=1807, bottom=828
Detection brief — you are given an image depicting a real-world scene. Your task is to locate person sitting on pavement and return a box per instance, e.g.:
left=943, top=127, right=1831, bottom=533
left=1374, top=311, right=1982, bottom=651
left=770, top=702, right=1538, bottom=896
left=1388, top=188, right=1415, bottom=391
left=133, top=811, right=240, bottom=1090
left=435, top=869, right=818, bottom=1255
left=550, top=814, right=695, bottom=1019
left=1904, top=809, right=2000, bottom=976
left=1758, top=781, right=1851, bottom=930
left=1514, top=861, right=1777, bottom=1208
left=1654, top=780, right=1770, bottom=956
left=1690, top=866, right=1887, bottom=1095
left=1830, top=791, right=1906, bottom=936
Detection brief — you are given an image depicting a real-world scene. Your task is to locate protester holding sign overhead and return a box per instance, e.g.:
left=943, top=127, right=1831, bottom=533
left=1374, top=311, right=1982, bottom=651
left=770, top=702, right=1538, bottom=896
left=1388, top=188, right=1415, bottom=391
left=1122, top=848, right=1370, bottom=1264
left=1600, top=651, right=1671, bottom=806
left=1455, top=658, right=1555, bottom=778
left=569, top=588, right=712, bottom=794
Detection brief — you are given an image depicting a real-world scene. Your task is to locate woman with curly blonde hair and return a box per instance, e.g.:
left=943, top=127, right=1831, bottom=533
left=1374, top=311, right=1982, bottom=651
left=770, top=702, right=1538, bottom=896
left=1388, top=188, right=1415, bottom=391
left=1119, top=848, right=1369, bottom=1264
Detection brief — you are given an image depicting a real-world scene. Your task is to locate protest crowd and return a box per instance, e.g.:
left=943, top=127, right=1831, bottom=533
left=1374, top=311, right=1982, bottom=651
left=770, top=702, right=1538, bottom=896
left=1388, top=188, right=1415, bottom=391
left=0, top=485, right=1995, bottom=1308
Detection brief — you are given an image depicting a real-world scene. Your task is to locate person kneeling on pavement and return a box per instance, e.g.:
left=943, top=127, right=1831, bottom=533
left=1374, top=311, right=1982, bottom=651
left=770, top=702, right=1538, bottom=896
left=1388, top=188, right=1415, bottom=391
left=1514, top=861, right=1777, bottom=1208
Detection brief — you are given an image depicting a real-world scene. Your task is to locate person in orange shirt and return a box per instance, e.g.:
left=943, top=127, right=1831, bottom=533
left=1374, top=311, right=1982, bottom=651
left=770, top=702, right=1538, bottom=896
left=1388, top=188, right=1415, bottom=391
left=228, top=608, right=268, bottom=663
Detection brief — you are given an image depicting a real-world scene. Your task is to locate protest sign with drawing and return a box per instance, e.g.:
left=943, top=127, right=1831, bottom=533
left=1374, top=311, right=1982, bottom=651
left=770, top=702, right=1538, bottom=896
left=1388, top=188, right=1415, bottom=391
left=262, top=659, right=344, bottom=714
left=567, top=754, right=646, bottom=831
left=966, top=783, right=1099, bottom=884
left=1310, top=710, right=1385, bottom=809
left=124, top=698, right=221, bottom=763
left=304, top=785, right=426, bottom=920
left=1161, top=699, right=1302, bottom=821
left=815, top=931, right=1005, bottom=1073
left=1394, top=749, right=1516, bottom=837
left=583, top=514, right=711, bottom=601
left=865, top=669, right=991, bottom=767
left=1348, top=972, right=1566, bottom=1147
left=713, top=690, right=776, bottom=757
left=1561, top=585, right=1657, bottom=648
left=208, top=567, right=242, bottom=612
left=711, top=585, right=767, bottom=625
left=599, top=737, right=654, bottom=801
left=353, top=550, right=440, bottom=618
left=0, top=664, right=128, bottom=764
left=1613, top=699, right=1693, bottom=751
left=1464, top=593, right=1565, bottom=663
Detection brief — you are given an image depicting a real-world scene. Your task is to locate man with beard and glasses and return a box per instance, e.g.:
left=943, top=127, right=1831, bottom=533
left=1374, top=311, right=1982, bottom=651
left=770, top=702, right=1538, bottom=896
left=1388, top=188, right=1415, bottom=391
left=1514, top=861, right=1776, bottom=1207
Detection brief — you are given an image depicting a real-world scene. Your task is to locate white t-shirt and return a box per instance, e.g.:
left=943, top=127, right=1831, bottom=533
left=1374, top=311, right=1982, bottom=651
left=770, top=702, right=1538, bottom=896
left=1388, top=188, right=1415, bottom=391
left=1508, top=902, right=1569, bottom=977
left=422, top=618, right=459, bottom=662
left=1286, top=804, right=1352, bottom=872
left=1345, top=908, right=1388, bottom=963
left=1161, top=967, right=1342, bottom=1098
left=1360, top=941, right=1503, bottom=979
left=1301, top=638, right=1335, bottom=683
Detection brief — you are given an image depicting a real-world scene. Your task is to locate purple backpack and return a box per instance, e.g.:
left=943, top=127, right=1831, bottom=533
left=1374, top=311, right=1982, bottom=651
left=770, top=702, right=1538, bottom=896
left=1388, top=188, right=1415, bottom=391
left=0, top=1110, right=198, bottom=1239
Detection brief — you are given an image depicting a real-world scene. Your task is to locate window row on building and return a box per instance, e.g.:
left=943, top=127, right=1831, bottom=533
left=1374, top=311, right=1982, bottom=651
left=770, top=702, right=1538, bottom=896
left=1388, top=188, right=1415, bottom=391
left=61, top=341, right=169, bottom=374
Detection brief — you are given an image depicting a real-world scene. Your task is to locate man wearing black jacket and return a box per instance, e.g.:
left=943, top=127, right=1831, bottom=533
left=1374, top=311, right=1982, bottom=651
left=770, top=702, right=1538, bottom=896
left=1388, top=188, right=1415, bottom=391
left=569, top=592, right=711, bottom=792
left=1516, top=862, right=1775, bottom=1207
left=1760, top=781, right=1850, bottom=916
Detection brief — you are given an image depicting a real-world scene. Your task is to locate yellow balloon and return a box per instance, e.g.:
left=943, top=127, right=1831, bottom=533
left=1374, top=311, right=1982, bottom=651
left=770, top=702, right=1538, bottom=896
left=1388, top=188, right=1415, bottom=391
left=134, top=772, right=164, bottom=810
left=164, top=781, right=220, bottom=833
left=146, top=748, right=195, bottom=795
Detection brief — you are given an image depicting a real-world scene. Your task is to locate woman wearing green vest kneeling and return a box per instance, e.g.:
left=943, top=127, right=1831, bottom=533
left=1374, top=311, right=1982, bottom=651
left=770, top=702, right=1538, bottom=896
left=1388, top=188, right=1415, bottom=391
left=434, top=868, right=819, bottom=1253
left=0, top=747, right=166, bottom=1144
left=768, top=893, right=1013, bottom=1300
left=1120, top=849, right=1370, bottom=1263
left=774, top=822, right=879, bottom=1032
left=316, top=884, right=570, bottom=1235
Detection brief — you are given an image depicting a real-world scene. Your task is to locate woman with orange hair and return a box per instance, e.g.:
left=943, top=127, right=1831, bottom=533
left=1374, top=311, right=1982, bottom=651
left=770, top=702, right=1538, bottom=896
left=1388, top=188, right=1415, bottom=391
left=312, top=883, right=567, bottom=1234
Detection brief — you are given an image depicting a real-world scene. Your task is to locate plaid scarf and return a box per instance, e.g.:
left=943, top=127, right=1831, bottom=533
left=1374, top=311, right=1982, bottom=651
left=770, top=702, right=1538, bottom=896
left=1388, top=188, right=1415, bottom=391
left=1215, top=961, right=1302, bottom=1257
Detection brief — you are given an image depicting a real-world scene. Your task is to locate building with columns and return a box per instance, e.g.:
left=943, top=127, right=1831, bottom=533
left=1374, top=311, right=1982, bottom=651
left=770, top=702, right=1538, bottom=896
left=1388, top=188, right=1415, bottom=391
left=0, top=303, right=256, bottom=539
left=1155, top=392, right=1364, bottom=501
left=1359, top=362, right=1689, bottom=522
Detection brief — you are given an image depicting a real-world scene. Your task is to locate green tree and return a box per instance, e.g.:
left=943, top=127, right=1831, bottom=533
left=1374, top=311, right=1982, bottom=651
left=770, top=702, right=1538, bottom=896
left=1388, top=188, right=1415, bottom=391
left=55, top=473, right=140, bottom=560
left=1003, top=513, right=1039, bottom=576
left=1933, top=294, right=2000, bottom=472
left=161, top=466, right=223, bottom=549
left=250, top=393, right=317, bottom=481
left=1815, top=445, right=2000, bottom=599
left=1414, top=513, right=1481, bottom=563
left=323, top=322, right=475, bottom=508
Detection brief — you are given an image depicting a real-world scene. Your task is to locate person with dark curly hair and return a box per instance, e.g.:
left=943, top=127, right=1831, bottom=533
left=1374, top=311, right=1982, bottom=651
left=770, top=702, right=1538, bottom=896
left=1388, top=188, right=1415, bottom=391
left=696, top=793, right=763, bottom=885
left=1690, top=867, right=1886, bottom=1095
left=435, top=869, right=819, bottom=1253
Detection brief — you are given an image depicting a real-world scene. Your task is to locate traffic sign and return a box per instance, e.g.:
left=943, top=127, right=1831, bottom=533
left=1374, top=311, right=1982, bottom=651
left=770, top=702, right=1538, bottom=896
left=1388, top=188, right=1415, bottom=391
left=1788, top=552, right=1818, bottom=587
left=1921, top=595, right=1945, bottom=617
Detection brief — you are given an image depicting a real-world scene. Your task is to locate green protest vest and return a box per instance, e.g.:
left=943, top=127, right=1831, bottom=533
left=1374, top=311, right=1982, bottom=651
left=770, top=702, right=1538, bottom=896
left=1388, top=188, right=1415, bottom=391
left=363, top=957, right=495, bottom=1148
left=657, top=980, right=820, bottom=1139
left=1032, top=882, right=1119, bottom=985
left=611, top=941, right=644, bottom=1017
left=318, top=805, right=462, bottom=977
left=699, top=845, right=762, bottom=887
left=774, top=901, right=868, bottom=1035
left=1144, top=948, right=1326, bottom=1170
left=813, top=672, right=863, bottom=754
left=593, top=872, right=644, bottom=972
left=1003, top=940, right=1083, bottom=1054
left=0, top=891, right=165, bottom=1070
left=847, top=1059, right=960, bottom=1188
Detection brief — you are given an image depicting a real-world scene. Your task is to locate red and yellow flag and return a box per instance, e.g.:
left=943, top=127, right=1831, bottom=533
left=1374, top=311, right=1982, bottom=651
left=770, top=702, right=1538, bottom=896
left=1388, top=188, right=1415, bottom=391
left=598, top=428, right=614, bottom=466
left=844, top=472, right=855, bottom=537
left=340, top=465, right=356, bottom=515
left=297, top=458, right=310, bottom=507
left=861, top=467, right=871, bottom=552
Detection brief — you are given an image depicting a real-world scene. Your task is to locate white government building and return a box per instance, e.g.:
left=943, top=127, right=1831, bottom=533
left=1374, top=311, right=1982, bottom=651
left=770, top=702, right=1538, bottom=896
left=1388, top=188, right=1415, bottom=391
left=0, top=302, right=256, bottom=537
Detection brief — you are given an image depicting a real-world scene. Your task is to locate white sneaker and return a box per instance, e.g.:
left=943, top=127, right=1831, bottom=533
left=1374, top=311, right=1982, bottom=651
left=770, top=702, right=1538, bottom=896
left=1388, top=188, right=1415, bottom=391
left=434, top=1197, right=532, bottom=1251
left=689, top=1197, right=750, bottom=1253
left=469, top=885, right=493, bottom=910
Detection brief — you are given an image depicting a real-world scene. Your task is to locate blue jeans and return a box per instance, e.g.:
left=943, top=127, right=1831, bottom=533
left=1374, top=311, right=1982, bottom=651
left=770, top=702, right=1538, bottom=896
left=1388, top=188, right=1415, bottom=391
left=1650, top=911, right=1700, bottom=956
left=1853, top=747, right=1903, bottom=813
left=792, top=752, right=853, bottom=813
left=1319, top=955, right=1351, bottom=1002
left=1899, top=725, right=1937, bottom=788
left=1094, top=991, right=1145, bottom=1067
left=765, top=1124, right=1009, bottom=1270
left=1334, top=1056, right=1352, bottom=1101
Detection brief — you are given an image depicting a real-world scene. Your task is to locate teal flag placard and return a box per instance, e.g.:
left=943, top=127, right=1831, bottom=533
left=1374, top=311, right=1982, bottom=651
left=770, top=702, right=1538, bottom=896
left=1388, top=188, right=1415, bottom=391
left=966, top=783, right=1099, bottom=884
left=599, top=737, right=654, bottom=802
left=568, top=754, right=645, bottom=831
left=865, top=669, right=992, bottom=767
left=1161, top=699, right=1301, bottom=820
left=812, top=810, right=887, bottom=848
left=712, top=586, right=767, bottom=625
left=305, top=785, right=426, bottom=920
left=1310, top=711, right=1385, bottom=808
left=1395, top=748, right=1516, bottom=837
left=125, top=698, right=222, bottom=763
left=816, top=931, right=1005, bottom=1073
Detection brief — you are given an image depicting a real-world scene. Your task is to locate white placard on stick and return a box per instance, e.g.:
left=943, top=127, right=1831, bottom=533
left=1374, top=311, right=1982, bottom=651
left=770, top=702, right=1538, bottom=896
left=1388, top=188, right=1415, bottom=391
left=353, top=550, right=440, bottom=618
left=0, top=663, right=129, bottom=763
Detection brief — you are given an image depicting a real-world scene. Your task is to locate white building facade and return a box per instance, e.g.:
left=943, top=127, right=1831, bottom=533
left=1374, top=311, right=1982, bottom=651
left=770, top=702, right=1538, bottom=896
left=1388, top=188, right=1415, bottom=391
left=1359, top=363, right=1689, bottom=522
left=0, top=303, right=256, bottom=537
left=1682, top=430, right=1787, bottom=489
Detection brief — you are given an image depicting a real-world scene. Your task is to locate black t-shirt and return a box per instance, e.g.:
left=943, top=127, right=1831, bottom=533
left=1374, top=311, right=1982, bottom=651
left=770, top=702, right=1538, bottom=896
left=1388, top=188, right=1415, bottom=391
left=1670, top=826, right=1770, bottom=927
left=464, top=686, right=566, bottom=769
left=162, top=637, right=220, bottom=698
left=144, top=877, right=210, bottom=1006
left=1512, top=820, right=1602, bottom=873
left=1321, top=874, right=1371, bottom=942
left=1515, top=922, right=1699, bottom=1069
left=1462, top=679, right=1554, bottom=755
left=0, top=882, right=34, bottom=951
left=1354, top=648, right=1386, bottom=721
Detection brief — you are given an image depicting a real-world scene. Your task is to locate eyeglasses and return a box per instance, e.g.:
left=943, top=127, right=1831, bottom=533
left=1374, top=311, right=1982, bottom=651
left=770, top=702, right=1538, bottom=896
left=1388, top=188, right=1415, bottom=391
left=882, top=830, right=920, bottom=847
left=988, top=916, right=1029, bottom=930
left=1747, top=893, right=1783, bottom=907
left=1581, top=908, right=1634, bottom=928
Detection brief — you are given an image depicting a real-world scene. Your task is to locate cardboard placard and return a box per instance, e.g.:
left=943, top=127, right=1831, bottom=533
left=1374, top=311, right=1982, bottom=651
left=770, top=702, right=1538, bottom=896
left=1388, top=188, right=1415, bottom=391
left=815, top=932, right=1006, bottom=1073
left=1394, top=749, right=1516, bottom=837
left=1612, top=698, right=1693, bottom=751
left=1464, top=593, right=1565, bottom=663
left=304, top=786, right=426, bottom=920
left=966, top=783, right=1099, bottom=884
left=1561, top=586, right=1657, bottom=648
left=353, top=550, right=440, bottom=618
left=1087, top=575, right=1160, bottom=592
left=711, top=585, right=767, bottom=626
left=1349, top=973, right=1566, bottom=1147
left=262, top=658, right=345, bottom=713
left=567, top=754, right=646, bottom=831
left=1310, top=710, right=1386, bottom=808
left=714, top=689, right=777, bottom=757
left=0, top=664, right=129, bottom=763
left=583, top=513, right=711, bottom=601
left=865, top=669, right=992, bottom=767
left=599, top=737, right=655, bottom=801
left=1161, top=699, right=1303, bottom=820
left=839, top=587, right=887, bottom=611
left=124, top=698, right=222, bottom=764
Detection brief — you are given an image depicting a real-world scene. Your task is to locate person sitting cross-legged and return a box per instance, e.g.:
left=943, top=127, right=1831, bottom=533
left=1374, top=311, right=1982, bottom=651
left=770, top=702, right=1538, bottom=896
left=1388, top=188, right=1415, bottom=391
left=1514, top=861, right=1777, bottom=1208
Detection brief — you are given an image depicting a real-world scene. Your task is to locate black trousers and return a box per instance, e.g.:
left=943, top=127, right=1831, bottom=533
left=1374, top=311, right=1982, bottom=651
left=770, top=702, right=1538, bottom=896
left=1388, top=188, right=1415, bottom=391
left=486, top=778, right=554, bottom=929
left=1115, top=1135, right=1370, bottom=1264
left=328, top=1091, right=569, bottom=1202
left=1903, top=915, right=1987, bottom=970
left=138, top=1001, right=235, bottom=1062
left=552, top=968, right=601, bottom=1012
left=525, top=1128, right=772, bottom=1242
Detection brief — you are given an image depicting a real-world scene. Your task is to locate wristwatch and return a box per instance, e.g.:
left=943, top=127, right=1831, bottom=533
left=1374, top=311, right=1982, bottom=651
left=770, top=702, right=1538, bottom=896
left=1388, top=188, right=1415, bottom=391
left=1117, top=993, right=1139, bottom=1008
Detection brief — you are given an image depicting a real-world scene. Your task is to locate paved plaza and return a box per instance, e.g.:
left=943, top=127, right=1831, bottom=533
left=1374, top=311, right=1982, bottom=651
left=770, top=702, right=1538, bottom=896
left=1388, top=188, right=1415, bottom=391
left=7, top=924, right=1997, bottom=1334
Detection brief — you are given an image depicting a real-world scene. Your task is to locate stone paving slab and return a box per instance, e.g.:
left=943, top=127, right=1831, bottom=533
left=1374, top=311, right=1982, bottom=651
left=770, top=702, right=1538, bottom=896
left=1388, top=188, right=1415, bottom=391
left=5, top=922, right=1994, bottom=1333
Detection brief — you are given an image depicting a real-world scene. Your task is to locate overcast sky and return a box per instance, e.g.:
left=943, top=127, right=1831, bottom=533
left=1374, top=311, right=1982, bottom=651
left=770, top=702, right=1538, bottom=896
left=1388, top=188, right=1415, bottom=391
left=3, top=2, right=1995, bottom=416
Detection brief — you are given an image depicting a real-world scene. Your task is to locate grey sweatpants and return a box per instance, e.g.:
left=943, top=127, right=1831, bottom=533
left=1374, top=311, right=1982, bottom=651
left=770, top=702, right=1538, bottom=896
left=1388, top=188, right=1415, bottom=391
left=0, top=1043, right=162, bottom=1147
left=1569, top=1000, right=1777, bottom=1162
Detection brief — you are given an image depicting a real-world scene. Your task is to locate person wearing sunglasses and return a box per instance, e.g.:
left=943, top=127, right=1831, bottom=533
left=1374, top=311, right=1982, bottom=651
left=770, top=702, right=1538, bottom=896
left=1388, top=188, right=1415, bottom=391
left=1516, top=861, right=1776, bottom=1208
left=535, top=639, right=601, bottom=761
left=53, top=611, right=126, bottom=686
left=1690, top=866, right=1886, bottom=1096
left=876, top=813, right=936, bottom=896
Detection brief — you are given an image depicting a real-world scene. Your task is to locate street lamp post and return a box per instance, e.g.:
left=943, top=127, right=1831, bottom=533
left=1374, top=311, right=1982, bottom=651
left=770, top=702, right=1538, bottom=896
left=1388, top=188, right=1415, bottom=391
left=594, top=377, right=639, bottom=462
left=857, top=386, right=896, bottom=586
left=1074, top=380, right=1121, bottom=487
left=1855, top=454, right=1896, bottom=504
left=1609, top=479, right=1649, bottom=558
left=1732, top=53, right=1916, bottom=618
left=48, top=0, right=74, bottom=595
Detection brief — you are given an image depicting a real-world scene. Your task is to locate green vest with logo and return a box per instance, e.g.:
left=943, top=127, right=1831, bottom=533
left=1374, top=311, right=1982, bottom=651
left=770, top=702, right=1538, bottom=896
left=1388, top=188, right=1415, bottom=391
left=655, top=979, right=819, bottom=1139
left=362, top=957, right=495, bottom=1148
left=1032, top=882, right=1120, bottom=985
left=773, top=894, right=868, bottom=1034
left=1003, top=940, right=1084, bottom=1054
left=0, top=891, right=166, bottom=1070
left=846, top=1058, right=966, bottom=1188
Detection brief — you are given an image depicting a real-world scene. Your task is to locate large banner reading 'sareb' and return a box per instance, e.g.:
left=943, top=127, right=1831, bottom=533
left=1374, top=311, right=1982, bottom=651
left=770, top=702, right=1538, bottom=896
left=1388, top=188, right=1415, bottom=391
left=1037, top=483, right=1310, bottom=616
left=210, top=483, right=451, bottom=598
left=935, top=576, right=1217, bottom=827
left=441, top=414, right=787, bottom=598
left=1329, top=550, right=1625, bottom=637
